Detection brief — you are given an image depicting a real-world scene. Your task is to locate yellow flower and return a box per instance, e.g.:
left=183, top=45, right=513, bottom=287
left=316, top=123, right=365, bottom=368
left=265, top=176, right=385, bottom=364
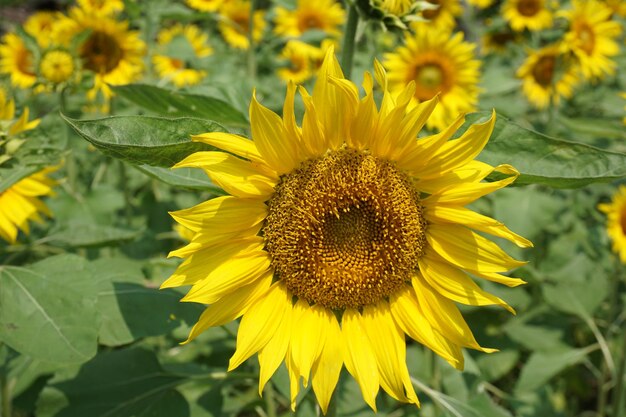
left=186, top=0, right=226, bottom=12
left=24, top=11, right=60, bottom=48
left=218, top=0, right=266, bottom=50
left=39, top=49, right=76, bottom=84
left=467, top=0, right=495, bottom=8
left=384, top=25, right=481, bottom=131
left=0, top=33, right=37, bottom=89
left=276, top=39, right=336, bottom=83
left=599, top=186, right=626, bottom=263
left=153, top=24, right=213, bottom=87
left=561, top=0, right=622, bottom=81
left=414, top=0, right=462, bottom=32
left=274, top=0, right=345, bottom=38
left=77, top=0, right=124, bottom=14
left=604, top=0, right=626, bottom=17
left=164, top=49, right=529, bottom=413
left=517, top=44, right=580, bottom=109
left=0, top=168, right=57, bottom=244
left=54, top=6, right=145, bottom=99
left=502, top=0, right=553, bottom=32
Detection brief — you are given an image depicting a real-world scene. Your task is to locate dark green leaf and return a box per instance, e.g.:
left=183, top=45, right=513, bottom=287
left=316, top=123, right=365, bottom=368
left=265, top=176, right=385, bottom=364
left=42, top=224, right=141, bottom=248
left=515, top=348, right=590, bottom=393
left=113, top=83, right=248, bottom=128
left=0, top=255, right=99, bottom=364
left=135, top=164, right=222, bottom=192
left=62, top=114, right=224, bottom=167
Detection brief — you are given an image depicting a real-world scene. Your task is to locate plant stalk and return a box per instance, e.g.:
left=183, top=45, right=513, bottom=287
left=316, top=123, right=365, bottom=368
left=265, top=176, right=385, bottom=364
left=1, top=371, right=10, bottom=417
left=341, top=4, right=359, bottom=80
left=264, top=382, right=277, bottom=417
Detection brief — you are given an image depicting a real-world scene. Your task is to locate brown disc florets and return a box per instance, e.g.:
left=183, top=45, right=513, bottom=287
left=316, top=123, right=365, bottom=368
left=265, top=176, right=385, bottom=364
left=263, top=148, right=427, bottom=310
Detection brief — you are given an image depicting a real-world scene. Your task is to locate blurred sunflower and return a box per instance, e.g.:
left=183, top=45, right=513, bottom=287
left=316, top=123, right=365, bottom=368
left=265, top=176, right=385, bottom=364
left=164, top=49, right=529, bottom=412
left=414, top=0, right=462, bottom=32
left=0, top=88, right=39, bottom=136
left=274, top=0, right=345, bottom=38
left=502, top=0, right=553, bottom=32
left=24, top=11, right=59, bottom=48
left=54, top=6, right=145, bottom=99
left=186, top=0, right=226, bottom=12
left=39, top=49, right=76, bottom=85
left=0, top=33, right=37, bottom=89
left=604, top=0, right=626, bottom=17
left=599, top=186, right=626, bottom=263
left=384, top=25, right=481, bottom=130
left=277, top=39, right=335, bottom=83
left=561, top=0, right=621, bottom=81
left=76, top=0, right=124, bottom=15
left=467, top=0, right=495, bottom=8
left=218, top=0, right=266, bottom=50
left=153, top=24, right=213, bottom=87
left=481, top=27, right=519, bottom=54
left=517, top=44, right=579, bottom=109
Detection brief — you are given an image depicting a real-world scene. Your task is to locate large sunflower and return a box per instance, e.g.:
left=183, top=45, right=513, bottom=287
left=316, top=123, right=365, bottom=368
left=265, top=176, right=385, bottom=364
left=599, top=186, right=626, bottom=263
left=53, top=6, right=145, bottom=99
left=274, top=0, right=345, bottom=38
left=217, top=0, right=266, bottom=50
left=153, top=24, right=213, bottom=88
left=561, top=0, right=622, bottom=81
left=502, top=0, right=553, bottom=32
left=0, top=33, right=37, bottom=89
left=517, top=44, right=580, bottom=109
left=384, top=25, right=481, bottom=131
left=163, top=49, right=530, bottom=412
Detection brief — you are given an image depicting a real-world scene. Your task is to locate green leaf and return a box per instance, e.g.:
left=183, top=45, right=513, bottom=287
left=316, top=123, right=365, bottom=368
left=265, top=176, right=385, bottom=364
left=42, top=224, right=141, bottom=248
left=0, top=255, right=99, bottom=364
left=542, top=280, right=609, bottom=318
left=36, top=348, right=190, bottom=417
left=113, top=83, right=248, bottom=128
left=0, top=166, right=38, bottom=193
left=135, top=164, right=222, bottom=192
left=62, top=114, right=224, bottom=167
left=462, top=112, right=626, bottom=188
left=515, top=348, right=591, bottom=393
left=475, top=350, right=520, bottom=382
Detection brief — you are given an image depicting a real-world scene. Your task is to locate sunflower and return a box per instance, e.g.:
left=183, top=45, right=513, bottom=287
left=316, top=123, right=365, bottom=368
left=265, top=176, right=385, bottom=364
left=517, top=44, right=580, bottom=109
left=467, top=0, right=495, bottom=8
left=604, top=0, right=626, bottom=17
left=77, top=0, right=124, bottom=14
left=0, top=33, right=37, bottom=89
left=384, top=25, right=481, bottom=131
left=502, top=0, right=553, bottom=32
left=599, top=186, right=626, bottom=263
left=39, top=49, right=76, bottom=85
left=186, top=0, right=226, bottom=12
left=413, top=0, right=462, bottom=32
left=481, top=27, right=520, bottom=55
left=0, top=88, right=40, bottom=136
left=53, top=6, right=145, bottom=99
left=274, top=0, right=345, bottom=38
left=277, top=41, right=316, bottom=83
left=217, top=0, right=266, bottom=50
left=153, top=24, right=213, bottom=87
left=561, top=0, right=622, bottom=81
left=163, top=49, right=529, bottom=412
left=24, top=11, right=60, bottom=48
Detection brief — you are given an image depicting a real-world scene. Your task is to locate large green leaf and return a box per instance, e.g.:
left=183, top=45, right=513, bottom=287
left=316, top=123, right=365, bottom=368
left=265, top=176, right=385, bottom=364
left=42, top=224, right=141, bottom=248
left=62, top=114, right=223, bottom=167
left=462, top=112, right=626, bottom=188
left=36, top=348, right=190, bottom=417
left=0, top=255, right=99, bottom=364
left=135, top=165, right=222, bottom=192
left=113, top=83, right=248, bottom=128
left=514, top=348, right=591, bottom=393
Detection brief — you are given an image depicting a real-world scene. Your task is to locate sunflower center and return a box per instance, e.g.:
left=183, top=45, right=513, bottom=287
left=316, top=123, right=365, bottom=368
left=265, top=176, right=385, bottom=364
left=532, top=55, right=555, bottom=87
left=264, top=148, right=427, bottom=310
left=299, top=13, right=323, bottom=32
left=17, top=48, right=35, bottom=76
left=413, top=62, right=448, bottom=101
left=576, top=24, right=595, bottom=55
left=422, top=0, right=441, bottom=20
left=81, top=31, right=123, bottom=74
left=517, top=0, right=540, bottom=16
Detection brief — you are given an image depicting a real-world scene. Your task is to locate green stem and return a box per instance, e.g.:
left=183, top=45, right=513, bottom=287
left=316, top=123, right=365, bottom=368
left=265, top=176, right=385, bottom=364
left=264, top=382, right=277, bottom=417
left=612, top=329, right=626, bottom=417
left=118, top=161, right=132, bottom=226
left=341, top=4, right=359, bottom=80
left=247, top=0, right=259, bottom=81
left=1, top=371, right=11, bottom=417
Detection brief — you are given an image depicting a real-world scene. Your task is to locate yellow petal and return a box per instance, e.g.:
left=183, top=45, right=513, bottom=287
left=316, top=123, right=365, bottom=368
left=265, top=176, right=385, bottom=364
left=390, top=95, right=440, bottom=160
left=418, top=257, right=515, bottom=313
left=170, top=196, right=267, bottom=233
left=311, top=310, right=343, bottom=414
left=289, top=300, right=328, bottom=387
left=174, top=151, right=276, bottom=198
left=361, top=302, right=419, bottom=405
left=341, top=309, right=380, bottom=411
left=299, top=86, right=328, bottom=156
left=228, top=282, right=291, bottom=370
left=191, top=132, right=268, bottom=166
left=349, top=73, right=378, bottom=150
left=168, top=223, right=262, bottom=259
left=412, top=274, right=497, bottom=353
left=426, top=224, right=526, bottom=273
left=466, top=269, right=527, bottom=287
left=283, top=80, right=305, bottom=157
left=414, top=160, right=495, bottom=194
left=184, top=271, right=273, bottom=343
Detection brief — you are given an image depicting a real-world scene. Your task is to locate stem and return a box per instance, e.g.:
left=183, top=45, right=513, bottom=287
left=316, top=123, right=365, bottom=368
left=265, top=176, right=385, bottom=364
left=247, top=0, right=259, bottom=81
left=612, top=329, right=626, bottom=417
left=340, top=4, right=359, bottom=80
left=1, top=371, right=11, bottom=417
left=118, top=161, right=132, bottom=226
left=264, top=382, right=277, bottom=417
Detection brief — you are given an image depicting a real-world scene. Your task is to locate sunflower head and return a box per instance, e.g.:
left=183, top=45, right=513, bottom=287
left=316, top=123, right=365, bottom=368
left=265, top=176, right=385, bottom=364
left=0, top=33, right=37, bottom=89
left=355, top=0, right=435, bottom=30
left=502, top=0, right=553, bottom=32
left=24, top=11, right=61, bottom=48
left=274, top=0, right=345, bottom=38
left=599, top=186, right=626, bottom=263
left=164, top=48, right=530, bottom=413
left=218, top=0, right=267, bottom=50
left=39, top=49, right=77, bottom=85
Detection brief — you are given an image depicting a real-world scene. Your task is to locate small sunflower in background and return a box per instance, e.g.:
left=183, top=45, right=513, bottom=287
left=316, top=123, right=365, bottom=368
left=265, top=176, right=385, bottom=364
left=23, top=11, right=60, bottom=49
left=0, top=33, right=37, bottom=89
left=467, top=0, right=495, bottom=9
left=164, top=49, right=529, bottom=412
left=502, top=0, right=553, bottom=32
left=153, top=24, right=213, bottom=88
left=561, top=0, right=622, bottom=82
left=517, top=44, right=580, bottom=109
left=599, top=186, right=626, bottom=263
left=186, top=0, right=226, bottom=13
left=277, top=39, right=335, bottom=83
left=76, top=0, right=124, bottom=15
left=414, top=0, right=462, bottom=32
left=53, top=5, right=145, bottom=100
left=274, top=0, right=345, bottom=38
left=355, top=0, right=435, bottom=31
left=217, top=0, right=266, bottom=50
left=481, top=27, right=520, bottom=55
left=604, top=0, right=626, bottom=17
left=39, top=49, right=77, bottom=86
left=384, top=25, right=481, bottom=131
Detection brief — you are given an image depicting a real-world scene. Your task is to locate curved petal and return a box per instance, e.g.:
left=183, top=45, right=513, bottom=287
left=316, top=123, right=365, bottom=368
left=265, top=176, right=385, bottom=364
left=289, top=300, right=328, bottom=387
left=170, top=196, right=267, bottom=233
left=191, top=132, right=269, bottom=166
left=311, top=310, right=343, bottom=414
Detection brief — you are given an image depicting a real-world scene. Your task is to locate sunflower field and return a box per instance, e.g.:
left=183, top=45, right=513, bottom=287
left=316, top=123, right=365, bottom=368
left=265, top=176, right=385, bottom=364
left=0, top=0, right=625, bottom=416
